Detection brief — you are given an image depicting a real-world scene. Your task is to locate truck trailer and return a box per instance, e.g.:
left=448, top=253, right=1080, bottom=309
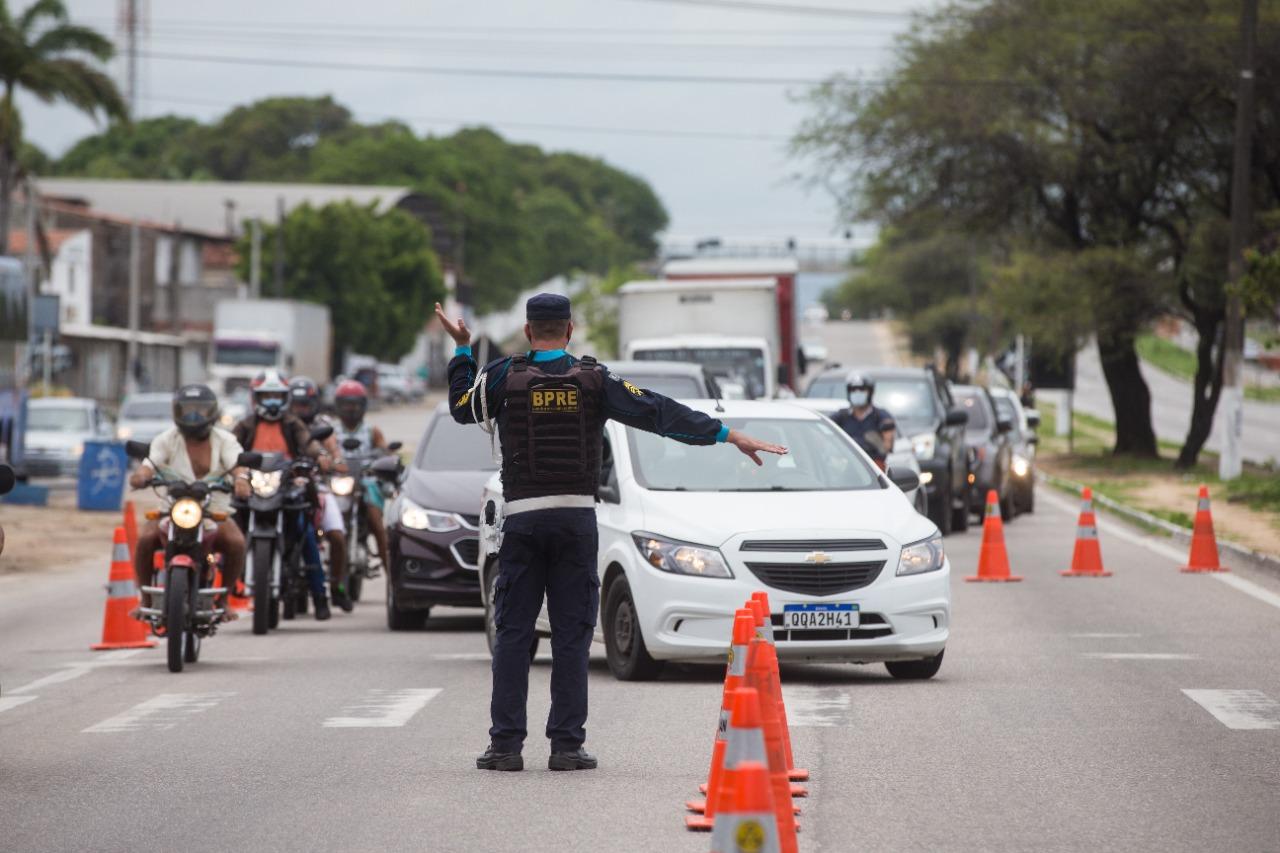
left=209, top=299, right=332, bottom=395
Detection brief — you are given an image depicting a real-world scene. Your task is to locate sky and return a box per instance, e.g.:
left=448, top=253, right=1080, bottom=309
left=24, top=0, right=932, bottom=244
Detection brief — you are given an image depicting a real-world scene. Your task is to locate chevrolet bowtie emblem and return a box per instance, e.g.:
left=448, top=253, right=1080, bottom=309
left=804, top=551, right=832, bottom=565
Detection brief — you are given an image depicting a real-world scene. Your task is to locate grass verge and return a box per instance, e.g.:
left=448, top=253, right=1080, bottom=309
left=1136, top=333, right=1280, bottom=403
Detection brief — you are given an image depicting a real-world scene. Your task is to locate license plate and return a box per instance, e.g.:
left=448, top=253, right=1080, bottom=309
left=782, top=603, right=859, bottom=630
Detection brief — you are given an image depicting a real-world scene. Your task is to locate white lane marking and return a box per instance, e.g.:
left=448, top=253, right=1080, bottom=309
left=322, top=688, right=442, bottom=728
left=9, top=649, right=147, bottom=695
left=1040, top=488, right=1280, bottom=614
left=83, top=692, right=235, bottom=733
left=1183, top=690, right=1280, bottom=730
left=0, top=695, right=37, bottom=714
left=1083, top=653, right=1198, bottom=660
left=783, top=686, right=851, bottom=727
left=1069, top=633, right=1142, bottom=639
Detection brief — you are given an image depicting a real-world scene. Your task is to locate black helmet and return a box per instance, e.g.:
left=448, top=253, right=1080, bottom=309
left=846, top=372, right=875, bottom=406
left=173, top=384, right=219, bottom=439
left=288, top=376, right=320, bottom=424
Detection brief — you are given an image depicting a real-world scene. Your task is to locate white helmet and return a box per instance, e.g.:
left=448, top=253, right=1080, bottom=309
left=251, top=370, right=290, bottom=421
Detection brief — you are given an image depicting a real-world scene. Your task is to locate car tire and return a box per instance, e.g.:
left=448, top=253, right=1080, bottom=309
left=885, top=650, right=944, bottom=680
left=932, top=476, right=953, bottom=536
left=1022, top=482, right=1035, bottom=514
left=386, top=580, right=427, bottom=631
left=603, top=576, right=665, bottom=682
left=1000, top=488, right=1015, bottom=523
left=951, top=479, right=970, bottom=533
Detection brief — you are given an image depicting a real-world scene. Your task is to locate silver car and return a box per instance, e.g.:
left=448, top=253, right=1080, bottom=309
left=24, top=397, right=114, bottom=478
left=116, top=392, right=173, bottom=445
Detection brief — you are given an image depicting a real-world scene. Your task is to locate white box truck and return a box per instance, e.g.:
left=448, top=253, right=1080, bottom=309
left=617, top=278, right=780, bottom=398
left=210, top=299, right=332, bottom=396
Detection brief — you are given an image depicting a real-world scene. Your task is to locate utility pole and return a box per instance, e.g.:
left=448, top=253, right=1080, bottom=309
left=126, top=221, right=141, bottom=395
left=1219, top=0, right=1258, bottom=481
left=23, top=180, right=37, bottom=391
left=273, top=196, right=286, bottom=297
left=119, top=0, right=140, bottom=118
left=168, top=223, right=183, bottom=335
left=249, top=219, right=262, bottom=299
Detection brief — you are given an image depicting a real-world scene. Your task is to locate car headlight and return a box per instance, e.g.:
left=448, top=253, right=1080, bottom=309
left=330, top=475, right=355, bottom=496
left=897, top=532, right=945, bottom=576
left=918, top=470, right=933, bottom=485
left=911, top=433, right=936, bottom=460
left=1012, top=455, right=1029, bottom=477
left=250, top=469, right=283, bottom=497
left=401, top=500, right=462, bottom=532
left=632, top=532, right=733, bottom=578
left=71, top=442, right=84, bottom=459
left=170, top=498, right=204, bottom=530
left=116, top=426, right=133, bottom=440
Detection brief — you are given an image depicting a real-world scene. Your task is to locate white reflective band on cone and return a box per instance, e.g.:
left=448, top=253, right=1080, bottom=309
left=727, top=643, right=747, bottom=678
left=986, top=501, right=1000, bottom=518
left=1079, top=500, right=1093, bottom=513
left=106, top=579, right=138, bottom=598
left=717, top=709, right=730, bottom=737
left=111, top=542, right=130, bottom=562
left=1076, top=526, right=1098, bottom=540
left=723, top=725, right=767, bottom=767
left=710, top=812, right=780, bottom=853
left=1198, top=498, right=1211, bottom=511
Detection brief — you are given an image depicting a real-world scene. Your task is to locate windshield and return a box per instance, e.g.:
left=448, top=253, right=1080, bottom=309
left=628, top=417, right=879, bottom=492
left=632, top=347, right=766, bottom=400
left=954, top=391, right=991, bottom=431
left=872, top=378, right=939, bottom=423
left=214, top=341, right=279, bottom=367
left=625, top=374, right=704, bottom=399
left=804, top=376, right=846, bottom=398
left=121, top=399, right=170, bottom=419
left=29, top=406, right=91, bottom=432
left=416, top=415, right=498, bottom=472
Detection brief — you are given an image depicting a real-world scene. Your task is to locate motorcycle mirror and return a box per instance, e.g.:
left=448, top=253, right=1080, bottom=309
left=124, top=439, right=151, bottom=461
left=310, top=424, right=334, bottom=443
left=369, top=456, right=401, bottom=478
left=0, top=463, right=15, bottom=496
left=237, top=451, right=264, bottom=469
left=342, top=437, right=362, bottom=452
left=387, top=441, right=403, bottom=452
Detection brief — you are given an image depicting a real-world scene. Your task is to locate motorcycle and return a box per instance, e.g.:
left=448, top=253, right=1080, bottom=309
left=124, top=441, right=245, bottom=673
left=236, top=424, right=333, bottom=635
left=328, top=438, right=401, bottom=602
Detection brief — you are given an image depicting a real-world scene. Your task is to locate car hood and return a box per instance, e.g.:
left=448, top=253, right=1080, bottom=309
left=403, top=467, right=496, bottom=515
left=118, top=418, right=169, bottom=439
left=633, top=486, right=935, bottom=551
left=25, top=430, right=91, bottom=451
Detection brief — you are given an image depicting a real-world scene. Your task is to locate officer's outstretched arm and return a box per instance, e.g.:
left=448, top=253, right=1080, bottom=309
left=724, top=430, right=788, bottom=467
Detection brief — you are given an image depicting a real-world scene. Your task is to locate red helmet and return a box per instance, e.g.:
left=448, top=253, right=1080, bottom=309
left=334, top=379, right=368, bottom=427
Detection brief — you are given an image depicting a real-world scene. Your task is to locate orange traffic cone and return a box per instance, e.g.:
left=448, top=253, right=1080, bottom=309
left=749, top=593, right=808, bottom=785
left=746, top=645, right=801, bottom=851
left=709, top=762, right=784, bottom=853
left=689, top=610, right=756, bottom=817
left=688, top=686, right=768, bottom=830
left=1181, top=485, right=1227, bottom=573
left=91, top=527, right=156, bottom=650
left=966, top=490, right=1022, bottom=582
left=122, top=500, right=139, bottom=562
left=1061, top=487, right=1111, bottom=577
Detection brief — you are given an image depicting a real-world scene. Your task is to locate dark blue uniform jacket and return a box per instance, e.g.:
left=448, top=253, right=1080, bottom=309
left=831, top=405, right=896, bottom=463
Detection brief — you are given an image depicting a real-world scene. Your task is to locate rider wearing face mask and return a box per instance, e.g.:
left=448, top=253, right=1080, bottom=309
left=831, top=373, right=896, bottom=471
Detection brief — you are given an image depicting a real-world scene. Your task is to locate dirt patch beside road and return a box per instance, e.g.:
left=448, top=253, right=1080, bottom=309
left=0, top=489, right=161, bottom=575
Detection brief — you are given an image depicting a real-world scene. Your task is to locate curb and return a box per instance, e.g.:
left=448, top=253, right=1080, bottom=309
left=1039, top=471, right=1280, bottom=575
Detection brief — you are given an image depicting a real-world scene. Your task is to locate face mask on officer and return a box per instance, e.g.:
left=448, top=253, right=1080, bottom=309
left=848, top=390, right=870, bottom=408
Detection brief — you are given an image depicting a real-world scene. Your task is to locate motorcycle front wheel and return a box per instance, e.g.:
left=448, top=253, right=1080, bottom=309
left=166, top=569, right=188, bottom=673
left=252, top=539, right=275, bottom=636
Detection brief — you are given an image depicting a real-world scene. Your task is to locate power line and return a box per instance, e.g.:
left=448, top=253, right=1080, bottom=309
left=621, top=0, right=913, bottom=19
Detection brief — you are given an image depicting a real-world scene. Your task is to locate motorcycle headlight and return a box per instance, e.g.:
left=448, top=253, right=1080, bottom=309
left=170, top=498, right=204, bottom=530
left=330, top=475, right=355, bottom=496
left=911, top=433, right=936, bottom=460
left=897, top=532, right=945, bottom=576
left=1012, top=455, right=1030, bottom=478
left=250, top=469, right=283, bottom=497
left=632, top=532, right=732, bottom=579
left=401, top=500, right=462, bottom=532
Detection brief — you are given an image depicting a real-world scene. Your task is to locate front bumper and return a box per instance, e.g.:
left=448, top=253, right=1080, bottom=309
left=22, top=450, right=80, bottom=478
left=627, top=558, right=951, bottom=665
left=389, top=524, right=482, bottom=608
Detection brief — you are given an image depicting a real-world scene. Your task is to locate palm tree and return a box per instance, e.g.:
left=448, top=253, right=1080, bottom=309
left=0, top=0, right=126, bottom=254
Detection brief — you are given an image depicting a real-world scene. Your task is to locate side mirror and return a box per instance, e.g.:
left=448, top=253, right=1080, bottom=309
left=310, top=424, right=334, bottom=443
left=237, top=451, right=264, bottom=470
left=945, top=408, right=969, bottom=427
left=387, top=441, right=403, bottom=452
left=1027, top=434, right=1040, bottom=445
left=887, top=467, right=920, bottom=493
left=0, top=463, right=15, bottom=495
left=1025, top=409, right=1041, bottom=429
left=997, top=418, right=1014, bottom=434
left=342, top=437, right=362, bottom=452
left=124, top=440, right=150, bottom=461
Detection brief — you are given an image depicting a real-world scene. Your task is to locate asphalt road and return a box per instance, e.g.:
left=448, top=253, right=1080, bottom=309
left=3, top=344, right=1280, bottom=852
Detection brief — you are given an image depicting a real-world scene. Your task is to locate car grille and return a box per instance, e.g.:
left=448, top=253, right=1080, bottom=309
left=450, top=537, right=480, bottom=568
left=744, top=560, right=885, bottom=596
left=740, top=539, right=885, bottom=552
left=770, top=612, right=893, bottom=641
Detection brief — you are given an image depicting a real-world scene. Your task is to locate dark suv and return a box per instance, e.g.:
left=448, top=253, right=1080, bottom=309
left=951, top=385, right=1016, bottom=521
left=822, top=367, right=972, bottom=534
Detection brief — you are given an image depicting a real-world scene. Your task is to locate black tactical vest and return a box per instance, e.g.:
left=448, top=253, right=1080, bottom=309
left=500, top=355, right=606, bottom=502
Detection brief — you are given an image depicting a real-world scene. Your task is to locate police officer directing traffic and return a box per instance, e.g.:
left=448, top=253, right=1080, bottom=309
left=435, top=294, right=787, bottom=772
left=831, top=372, right=896, bottom=470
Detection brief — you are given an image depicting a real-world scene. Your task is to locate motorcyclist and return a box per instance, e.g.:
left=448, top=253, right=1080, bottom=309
left=232, top=370, right=334, bottom=620
left=128, top=384, right=251, bottom=619
left=331, top=379, right=390, bottom=571
left=288, top=376, right=352, bottom=612
left=830, top=372, right=896, bottom=471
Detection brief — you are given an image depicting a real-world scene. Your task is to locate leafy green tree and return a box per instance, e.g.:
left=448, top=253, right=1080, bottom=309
left=54, top=115, right=204, bottom=178
left=236, top=202, right=444, bottom=365
left=0, top=0, right=125, bottom=253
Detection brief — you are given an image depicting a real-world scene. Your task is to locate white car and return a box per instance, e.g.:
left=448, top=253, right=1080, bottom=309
left=24, top=397, right=114, bottom=477
left=116, top=392, right=173, bottom=444
left=477, top=400, right=950, bottom=682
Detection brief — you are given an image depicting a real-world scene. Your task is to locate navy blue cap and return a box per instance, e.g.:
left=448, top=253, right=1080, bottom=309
left=526, top=292, right=571, bottom=321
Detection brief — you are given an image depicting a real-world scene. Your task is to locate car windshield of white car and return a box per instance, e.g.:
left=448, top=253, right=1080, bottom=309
left=29, top=407, right=91, bottom=432
left=122, top=400, right=170, bottom=419
left=416, top=416, right=499, bottom=472
left=628, top=418, right=880, bottom=492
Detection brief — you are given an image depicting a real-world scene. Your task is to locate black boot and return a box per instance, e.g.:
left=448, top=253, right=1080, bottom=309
left=331, top=584, right=353, bottom=613
left=548, top=747, right=597, bottom=771
left=313, top=593, right=331, bottom=621
left=476, top=744, right=523, bottom=771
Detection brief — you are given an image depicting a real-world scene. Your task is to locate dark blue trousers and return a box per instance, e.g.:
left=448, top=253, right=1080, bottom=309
left=490, top=508, right=600, bottom=754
